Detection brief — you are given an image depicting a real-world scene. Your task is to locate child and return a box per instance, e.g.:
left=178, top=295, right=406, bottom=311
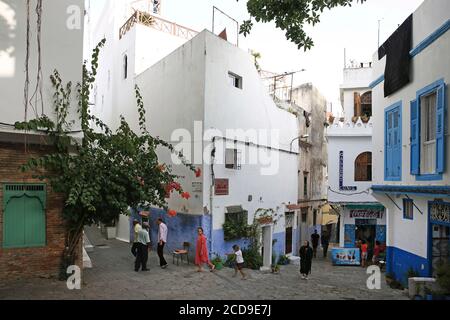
left=361, top=240, right=368, bottom=268
left=229, top=245, right=246, bottom=280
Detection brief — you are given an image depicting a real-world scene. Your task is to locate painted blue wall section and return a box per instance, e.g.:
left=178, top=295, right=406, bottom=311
left=410, top=19, right=450, bottom=57
left=386, top=246, right=429, bottom=286
left=369, top=75, right=385, bottom=89
left=143, top=208, right=207, bottom=261
left=272, top=231, right=286, bottom=259
left=211, top=229, right=250, bottom=260
left=210, top=230, right=289, bottom=261
left=376, top=225, right=387, bottom=244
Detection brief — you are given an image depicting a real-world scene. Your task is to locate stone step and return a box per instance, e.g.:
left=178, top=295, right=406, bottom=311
left=288, top=256, right=301, bottom=265
left=83, top=247, right=92, bottom=269
left=83, top=231, right=94, bottom=253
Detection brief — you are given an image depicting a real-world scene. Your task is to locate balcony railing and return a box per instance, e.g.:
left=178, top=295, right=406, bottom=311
left=119, top=10, right=198, bottom=40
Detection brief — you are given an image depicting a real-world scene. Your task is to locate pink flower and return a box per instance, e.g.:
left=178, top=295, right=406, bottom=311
left=168, top=209, right=177, bottom=217
left=181, top=192, right=191, bottom=200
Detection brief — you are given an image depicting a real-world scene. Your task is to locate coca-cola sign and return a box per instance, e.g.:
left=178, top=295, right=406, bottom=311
left=350, top=210, right=384, bottom=219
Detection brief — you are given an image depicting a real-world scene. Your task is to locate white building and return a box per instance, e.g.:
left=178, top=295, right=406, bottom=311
left=0, top=0, right=84, bottom=279
left=290, top=83, right=329, bottom=245
left=90, top=2, right=300, bottom=266
left=327, top=64, right=386, bottom=251
left=370, top=0, right=449, bottom=284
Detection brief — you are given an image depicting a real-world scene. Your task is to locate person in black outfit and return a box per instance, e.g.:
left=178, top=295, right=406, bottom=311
left=299, top=241, right=313, bottom=280
left=311, top=230, right=320, bottom=258
left=321, top=231, right=330, bottom=258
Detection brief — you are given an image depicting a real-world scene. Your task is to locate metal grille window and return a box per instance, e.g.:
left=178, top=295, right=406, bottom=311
left=223, top=206, right=248, bottom=241
left=2, top=184, right=46, bottom=248
left=225, top=148, right=242, bottom=170
left=285, top=212, right=294, bottom=228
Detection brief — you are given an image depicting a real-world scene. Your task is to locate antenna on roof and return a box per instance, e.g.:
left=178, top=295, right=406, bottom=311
left=212, top=6, right=239, bottom=47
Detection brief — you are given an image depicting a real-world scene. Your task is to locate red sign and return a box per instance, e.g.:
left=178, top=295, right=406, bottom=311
left=215, top=179, right=229, bottom=196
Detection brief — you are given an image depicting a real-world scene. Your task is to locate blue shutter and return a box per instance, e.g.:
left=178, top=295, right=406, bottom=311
left=410, top=99, right=420, bottom=175
left=436, top=84, right=446, bottom=174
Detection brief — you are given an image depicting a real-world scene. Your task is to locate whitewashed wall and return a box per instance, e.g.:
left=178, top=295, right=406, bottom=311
left=0, top=0, right=84, bottom=131
left=202, top=31, right=299, bottom=233
left=135, top=31, right=207, bottom=215
left=327, top=135, right=378, bottom=204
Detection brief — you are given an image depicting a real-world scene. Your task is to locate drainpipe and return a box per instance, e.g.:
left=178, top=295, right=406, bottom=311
left=209, top=137, right=216, bottom=257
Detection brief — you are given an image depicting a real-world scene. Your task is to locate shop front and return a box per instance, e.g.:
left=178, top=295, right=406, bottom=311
left=339, top=203, right=386, bottom=260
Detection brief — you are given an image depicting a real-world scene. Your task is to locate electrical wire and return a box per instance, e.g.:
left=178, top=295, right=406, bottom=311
left=328, top=186, right=371, bottom=196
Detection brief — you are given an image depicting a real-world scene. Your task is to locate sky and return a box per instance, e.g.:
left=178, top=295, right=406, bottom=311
left=89, top=0, right=425, bottom=111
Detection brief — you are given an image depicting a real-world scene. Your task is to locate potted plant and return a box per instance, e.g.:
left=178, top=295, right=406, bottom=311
left=271, top=264, right=280, bottom=274
left=385, top=273, right=394, bottom=286
left=105, top=220, right=117, bottom=240
left=255, top=208, right=275, bottom=225
left=278, top=255, right=290, bottom=266
left=212, top=255, right=224, bottom=271
left=435, top=263, right=450, bottom=300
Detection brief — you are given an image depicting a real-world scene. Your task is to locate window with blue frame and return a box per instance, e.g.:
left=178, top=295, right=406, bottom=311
left=403, top=199, right=414, bottom=220
left=384, top=102, right=402, bottom=181
left=411, top=79, right=446, bottom=180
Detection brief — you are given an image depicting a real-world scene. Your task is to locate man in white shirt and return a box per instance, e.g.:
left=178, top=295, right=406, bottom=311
left=135, top=222, right=151, bottom=272
left=131, top=219, right=142, bottom=257
left=156, top=218, right=168, bottom=269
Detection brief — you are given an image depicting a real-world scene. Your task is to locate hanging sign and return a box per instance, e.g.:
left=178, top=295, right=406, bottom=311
left=214, top=179, right=229, bottom=196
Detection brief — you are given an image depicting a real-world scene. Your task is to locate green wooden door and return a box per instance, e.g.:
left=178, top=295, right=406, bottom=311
left=3, top=184, right=46, bottom=248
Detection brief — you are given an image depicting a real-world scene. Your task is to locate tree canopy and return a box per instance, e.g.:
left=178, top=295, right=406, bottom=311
left=15, top=40, right=197, bottom=274
left=240, top=0, right=366, bottom=51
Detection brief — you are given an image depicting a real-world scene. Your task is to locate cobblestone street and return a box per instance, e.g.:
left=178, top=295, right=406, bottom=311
left=0, top=227, right=408, bottom=300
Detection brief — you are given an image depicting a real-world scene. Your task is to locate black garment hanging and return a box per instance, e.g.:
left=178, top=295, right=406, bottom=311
left=378, top=14, right=413, bottom=97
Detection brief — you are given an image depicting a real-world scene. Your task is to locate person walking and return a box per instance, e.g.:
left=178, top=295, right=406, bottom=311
left=131, top=219, right=142, bottom=257
left=135, top=222, right=150, bottom=272
left=311, top=230, right=320, bottom=258
left=372, top=241, right=381, bottom=265
left=195, top=227, right=215, bottom=272
left=156, top=218, right=168, bottom=269
left=229, top=245, right=246, bottom=280
left=321, top=231, right=330, bottom=258
left=299, top=240, right=313, bottom=280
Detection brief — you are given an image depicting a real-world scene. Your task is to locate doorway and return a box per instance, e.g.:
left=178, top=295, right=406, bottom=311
left=431, top=224, right=450, bottom=277
left=299, top=208, right=309, bottom=244
left=285, top=212, right=294, bottom=255
left=261, top=225, right=273, bottom=268
left=355, top=219, right=377, bottom=258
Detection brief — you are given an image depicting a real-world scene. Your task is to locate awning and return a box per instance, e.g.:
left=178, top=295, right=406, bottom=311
left=344, top=203, right=385, bottom=210
left=372, top=185, right=450, bottom=198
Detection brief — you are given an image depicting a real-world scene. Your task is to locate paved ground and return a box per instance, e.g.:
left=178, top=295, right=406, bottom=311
left=0, top=227, right=408, bottom=300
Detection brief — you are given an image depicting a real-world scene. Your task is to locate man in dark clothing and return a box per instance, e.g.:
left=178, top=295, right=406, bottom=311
left=311, top=230, right=320, bottom=258
left=299, top=241, right=313, bottom=280
left=321, top=231, right=330, bottom=258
